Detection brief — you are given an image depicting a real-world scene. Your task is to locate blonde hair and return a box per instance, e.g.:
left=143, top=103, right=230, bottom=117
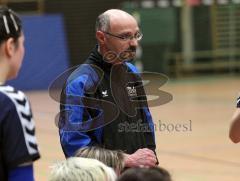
left=75, top=146, right=125, bottom=173
left=49, top=157, right=116, bottom=181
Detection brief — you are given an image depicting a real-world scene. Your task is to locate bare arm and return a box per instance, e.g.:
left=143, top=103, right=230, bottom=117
left=229, top=108, right=240, bottom=143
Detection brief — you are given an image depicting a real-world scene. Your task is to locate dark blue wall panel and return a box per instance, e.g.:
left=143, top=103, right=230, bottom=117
left=8, top=14, right=69, bottom=90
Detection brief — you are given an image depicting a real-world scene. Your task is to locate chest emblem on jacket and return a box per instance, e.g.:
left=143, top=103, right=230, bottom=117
left=126, top=86, right=137, bottom=97
left=102, top=90, right=108, bottom=97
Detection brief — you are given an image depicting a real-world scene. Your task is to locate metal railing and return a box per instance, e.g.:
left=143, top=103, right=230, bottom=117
left=167, top=49, right=240, bottom=77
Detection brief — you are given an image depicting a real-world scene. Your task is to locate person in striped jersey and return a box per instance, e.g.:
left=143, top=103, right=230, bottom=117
left=229, top=96, right=240, bottom=143
left=0, top=6, right=40, bottom=181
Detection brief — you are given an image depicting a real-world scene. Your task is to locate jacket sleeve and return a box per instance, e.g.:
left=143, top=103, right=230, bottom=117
left=59, top=75, right=97, bottom=157
left=8, top=165, right=34, bottom=181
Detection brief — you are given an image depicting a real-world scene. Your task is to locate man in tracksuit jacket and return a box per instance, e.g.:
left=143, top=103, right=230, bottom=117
left=59, top=9, right=158, bottom=167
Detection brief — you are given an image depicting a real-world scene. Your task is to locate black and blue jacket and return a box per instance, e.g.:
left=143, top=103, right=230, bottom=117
left=59, top=46, right=156, bottom=157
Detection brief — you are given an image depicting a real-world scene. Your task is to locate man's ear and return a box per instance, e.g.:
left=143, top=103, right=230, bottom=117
left=96, top=31, right=105, bottom=45
left=4, top=38, right=15, bottom=58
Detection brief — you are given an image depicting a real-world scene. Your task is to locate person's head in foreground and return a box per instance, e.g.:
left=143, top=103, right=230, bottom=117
left=0, top=6, right=24, bottom=83
left=96, top=9, right=142, bottom=63
left=49, top=157, right=117, bottom=181
left=117, top=167, right=172, bottom=181
left=75, top=146, right=125, bottom=175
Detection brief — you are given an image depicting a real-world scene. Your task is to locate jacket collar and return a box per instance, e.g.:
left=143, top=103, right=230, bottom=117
left=89, top=44, right=113, bottom=72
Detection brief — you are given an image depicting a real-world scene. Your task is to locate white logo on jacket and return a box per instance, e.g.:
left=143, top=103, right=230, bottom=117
left=126, top=86, right=137, bottom=97
left=102, top=90, right=108, bottom=97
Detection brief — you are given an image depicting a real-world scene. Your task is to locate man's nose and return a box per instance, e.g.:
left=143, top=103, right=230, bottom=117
left=129, top=38, right=138, bottom=47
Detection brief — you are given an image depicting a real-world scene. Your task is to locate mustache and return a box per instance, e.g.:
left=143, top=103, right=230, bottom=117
left=126, top=46, right=136, bottom=52
left=102, top=47, right=137, bottom=63
left=118, top=47, right=137, bottom=61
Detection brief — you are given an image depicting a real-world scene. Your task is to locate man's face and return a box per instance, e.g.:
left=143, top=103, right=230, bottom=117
left=103, top=17, right=140, bottom=63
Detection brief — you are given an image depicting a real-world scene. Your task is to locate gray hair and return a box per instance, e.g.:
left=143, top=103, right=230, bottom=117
left=95, top=13, right=110, bottom=32
left=49, top=157, right=116, bottom=181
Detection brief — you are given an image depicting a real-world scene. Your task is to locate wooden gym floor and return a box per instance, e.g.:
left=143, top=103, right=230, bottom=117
left=26, top=75, right=240, bottom=181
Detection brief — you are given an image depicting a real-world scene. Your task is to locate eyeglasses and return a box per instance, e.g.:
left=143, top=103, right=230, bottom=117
left=103, top=31, right=143, bottom=41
